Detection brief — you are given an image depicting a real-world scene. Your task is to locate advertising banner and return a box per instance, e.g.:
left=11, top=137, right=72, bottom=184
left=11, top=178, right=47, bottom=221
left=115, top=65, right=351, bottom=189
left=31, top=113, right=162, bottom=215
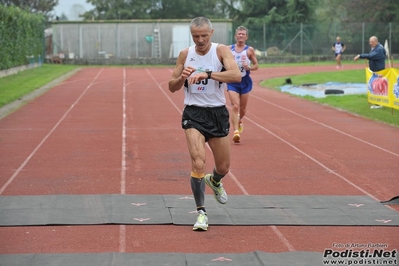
left=366, top=68, right=399, bottom=110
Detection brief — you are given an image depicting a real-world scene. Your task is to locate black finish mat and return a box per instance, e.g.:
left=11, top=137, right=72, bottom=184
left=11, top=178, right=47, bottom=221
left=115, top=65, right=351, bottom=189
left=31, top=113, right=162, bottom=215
left=0, top=251, right=331, bottom=266
left=0, top=194, right=398, bottom=226
left=381, top=196, right=399, bottom=205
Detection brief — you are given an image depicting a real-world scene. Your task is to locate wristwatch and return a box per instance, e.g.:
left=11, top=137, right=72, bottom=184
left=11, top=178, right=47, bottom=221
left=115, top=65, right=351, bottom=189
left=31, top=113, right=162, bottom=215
left=206, top=70, right=212, bottom=79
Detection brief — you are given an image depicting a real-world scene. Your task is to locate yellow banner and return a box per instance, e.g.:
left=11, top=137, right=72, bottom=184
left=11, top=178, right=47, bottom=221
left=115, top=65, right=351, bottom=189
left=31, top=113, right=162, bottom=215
left=365, top=68, right=399, bottom=110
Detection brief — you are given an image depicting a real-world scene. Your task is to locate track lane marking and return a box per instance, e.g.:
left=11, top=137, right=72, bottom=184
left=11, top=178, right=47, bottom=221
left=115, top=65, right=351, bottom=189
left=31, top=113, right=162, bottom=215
left=245, top=116, right=380, bottom=201
left=119, top=68, right=127, bottom=253
left=242, top=113, right=397, bottom=210
left=251, top=94, right=399, bottom=157
left=121, top=68, right=127, bottom=195
left=0, top=69, right=104, bottom=195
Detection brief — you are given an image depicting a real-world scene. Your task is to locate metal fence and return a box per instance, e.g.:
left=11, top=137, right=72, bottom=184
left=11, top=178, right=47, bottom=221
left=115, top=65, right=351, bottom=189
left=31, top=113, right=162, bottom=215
left=49, top=21, right=398, bottom=60
left=235, top=22, right=399, bottom=56
left=49, top=20, right=233, bottom=60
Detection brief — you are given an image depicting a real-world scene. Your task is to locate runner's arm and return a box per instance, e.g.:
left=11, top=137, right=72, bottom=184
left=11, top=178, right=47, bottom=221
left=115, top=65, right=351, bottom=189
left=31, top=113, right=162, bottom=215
left=247, top=46, right=259, bottom=71
left=212, top=44, right=241, bottom=83
left=169, top=49, right=195, bottom=93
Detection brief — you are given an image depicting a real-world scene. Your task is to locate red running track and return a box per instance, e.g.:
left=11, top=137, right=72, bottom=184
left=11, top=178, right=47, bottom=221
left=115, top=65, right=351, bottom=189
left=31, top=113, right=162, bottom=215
left=0, top=65, right=398, bottom=254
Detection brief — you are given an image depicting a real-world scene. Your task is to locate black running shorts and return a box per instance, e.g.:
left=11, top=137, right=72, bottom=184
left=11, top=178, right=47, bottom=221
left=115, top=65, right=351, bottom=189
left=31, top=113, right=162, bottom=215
left=182, top=105, right=230, bottom=142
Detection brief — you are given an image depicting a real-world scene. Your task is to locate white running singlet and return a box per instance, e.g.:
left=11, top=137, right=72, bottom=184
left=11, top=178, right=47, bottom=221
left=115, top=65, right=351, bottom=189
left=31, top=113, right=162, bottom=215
left=333, top=42, right=344, bottom=53
left=231, top=44, right=251, bottom=77
left=183, top=43, right=225, bottom=107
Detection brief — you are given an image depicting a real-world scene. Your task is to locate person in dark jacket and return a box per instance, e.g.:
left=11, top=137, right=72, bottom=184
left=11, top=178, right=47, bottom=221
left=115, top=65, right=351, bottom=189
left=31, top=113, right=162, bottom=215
left=354, top=36, right=386, bottom=72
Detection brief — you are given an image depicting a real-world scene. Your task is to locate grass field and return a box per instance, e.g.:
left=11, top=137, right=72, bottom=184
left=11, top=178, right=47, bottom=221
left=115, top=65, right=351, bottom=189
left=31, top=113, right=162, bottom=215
left=0, top=64, right=79, bottom=107
left=260, top=59, right=364, bottom=68
left=261, top=68, right=399, bottom=127
left=1, top=63, right=398, bottom=127
left=261, top=69, right=366, bottom=87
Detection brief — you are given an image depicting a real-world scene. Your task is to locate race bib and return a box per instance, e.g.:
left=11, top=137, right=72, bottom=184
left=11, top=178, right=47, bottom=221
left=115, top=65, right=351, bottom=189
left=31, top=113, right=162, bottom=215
left=190, top=66, right=214, bottom=94
left=236, top=55, right=247, bottom=77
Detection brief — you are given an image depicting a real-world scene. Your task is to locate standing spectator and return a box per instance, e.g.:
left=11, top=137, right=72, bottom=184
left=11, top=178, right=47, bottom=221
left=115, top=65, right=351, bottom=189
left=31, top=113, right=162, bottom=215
left=354, top=36, right=387, bottom=109
left=354, top=36, right=386, bottom=72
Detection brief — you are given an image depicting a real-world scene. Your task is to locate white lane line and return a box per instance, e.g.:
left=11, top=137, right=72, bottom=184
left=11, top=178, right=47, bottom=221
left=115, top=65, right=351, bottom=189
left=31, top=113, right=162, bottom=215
left=248, top=94, right=398, bottom=203
left=246, top=116, right=380, bottom=201
left=146, top=68, right=183, bottom=114
left=119, top=224, right=126, bottom=253
left=0, top=69, right=104, bottom=195
left=150, top=69, right=296, bottom=251
left=251, top=94, right=399, bottom=157
left=119, top=68, right=127, bottom=253
left=121, top=68, right=127, bottom=195
left=226, top=171, right=249, bottom=196
left=271, top=226, right=296, bottom=251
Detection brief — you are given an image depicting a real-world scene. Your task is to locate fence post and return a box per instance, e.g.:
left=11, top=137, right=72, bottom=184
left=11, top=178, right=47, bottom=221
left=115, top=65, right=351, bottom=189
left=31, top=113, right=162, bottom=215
left=263, top=23, right=266, bottom=51
left=300, top=23, right=303, bottom=56
left=60, top=25, right=63, bottom=54
left=53, top=25, right=58, bottom=55
left=389, top=22, right=392, bottom=54
left=79, top=24, right=83, bottom=58
left=135, top=24, right=138, bottom=57
left=42, top=21, right=45, bottom=64
left=97, top=24, right=101, bottom=57
left=116, top=23, right=120, bottom=57
left=362, top=22, right=365, bottom=54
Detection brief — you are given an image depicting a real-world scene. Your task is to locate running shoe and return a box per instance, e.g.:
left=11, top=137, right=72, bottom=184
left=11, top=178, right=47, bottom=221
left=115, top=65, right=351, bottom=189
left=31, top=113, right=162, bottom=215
left=204, top=174, right=228, bottom=204
left=233, top=131, right=240, bottom=143
left=193, top=210, right=208, bottom=231
left=238, top=120, right=243, bottom=133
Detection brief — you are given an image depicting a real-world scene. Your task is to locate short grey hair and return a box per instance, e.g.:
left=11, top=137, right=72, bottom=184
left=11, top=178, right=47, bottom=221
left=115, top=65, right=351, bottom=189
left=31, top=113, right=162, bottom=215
left=235, top=26, right=248, bottom=35
left=190, top=17, right=213, bottom=30
left=370, top=36, right=378, bottom=42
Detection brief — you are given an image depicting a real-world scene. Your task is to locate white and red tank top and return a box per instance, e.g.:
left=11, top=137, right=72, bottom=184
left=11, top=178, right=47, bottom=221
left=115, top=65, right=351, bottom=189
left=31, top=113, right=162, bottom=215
left=183, top=43, right=225, bottom=107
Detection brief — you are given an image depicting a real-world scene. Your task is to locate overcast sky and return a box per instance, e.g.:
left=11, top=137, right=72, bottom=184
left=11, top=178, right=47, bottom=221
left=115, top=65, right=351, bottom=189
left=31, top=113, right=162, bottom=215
left=54, top=0, right=94, bottom=20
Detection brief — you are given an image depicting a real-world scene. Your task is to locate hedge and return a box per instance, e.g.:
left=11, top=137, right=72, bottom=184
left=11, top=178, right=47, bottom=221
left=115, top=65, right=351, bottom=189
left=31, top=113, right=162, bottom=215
left=0, top=5, right=45, bottom=70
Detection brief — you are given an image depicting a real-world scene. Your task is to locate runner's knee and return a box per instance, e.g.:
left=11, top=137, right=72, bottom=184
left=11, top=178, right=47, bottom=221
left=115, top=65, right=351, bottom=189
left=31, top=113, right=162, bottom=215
left=191, top=156, right=206, bottom=173
left=240, top=107, right=247, bottom=117
left=215, top=162, right=230, bottom=176
left=230, top=101, right=239, bottom=111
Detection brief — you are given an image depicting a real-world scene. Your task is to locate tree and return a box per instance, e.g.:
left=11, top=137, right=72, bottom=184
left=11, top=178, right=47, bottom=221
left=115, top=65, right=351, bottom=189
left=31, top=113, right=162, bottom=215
left=316, top=0, right=399, bottom=23
left=314, top=0, right=399, bottom=53
left=233, top=0, right=319, bottom=51
left=58, top=12, right=68, bottom=21
left=0, top=0, right=58, bottom=18
left=218, top=0, right=242, bottom=20
left=343, top=0, right=399, bottom=23
left=239, top=0, right=319, bottom=24
left=148, top=0, right=229, bottom=19
left=82, top=0, right=234, bottom=20
left=82, top=0, right=153, bottom=20
left=70, top=4, right=86, bottom=21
